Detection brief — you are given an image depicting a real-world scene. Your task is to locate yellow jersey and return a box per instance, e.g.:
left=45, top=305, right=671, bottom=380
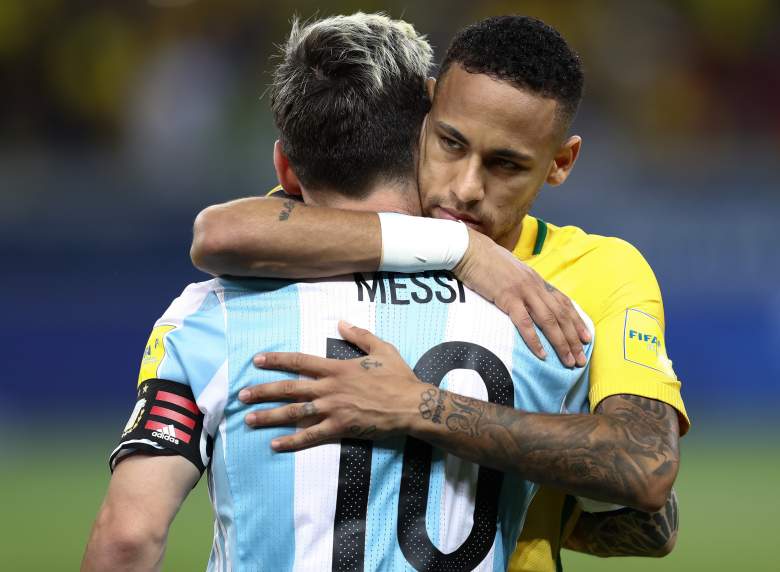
left=508, top=215, right=689, bottom=572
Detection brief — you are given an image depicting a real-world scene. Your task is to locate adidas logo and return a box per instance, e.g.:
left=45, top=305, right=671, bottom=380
left=152, top=424, right=180, bottom=445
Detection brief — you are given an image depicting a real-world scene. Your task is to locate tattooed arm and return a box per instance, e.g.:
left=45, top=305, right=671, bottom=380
left=245, top=324, right=680, bottom=513
left=413, top=391, right=680, bottom=512
left=564, top=489, right=679, bottom=557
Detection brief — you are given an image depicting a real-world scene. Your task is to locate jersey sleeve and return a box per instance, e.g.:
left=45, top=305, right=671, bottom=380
left=587, top=239, right=690, bottom=434
left=110, top=280, right=227, bottom=473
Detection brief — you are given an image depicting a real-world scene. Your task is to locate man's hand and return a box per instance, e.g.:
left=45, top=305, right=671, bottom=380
left=454, top=228, right=591, bottom=367
left=242, top=323, right=677, bottom=511
left=239, top=321, right=425, bottom=451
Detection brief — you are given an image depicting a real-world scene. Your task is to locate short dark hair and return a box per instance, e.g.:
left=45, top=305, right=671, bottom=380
left=439, top=15, right=584, bottom=129
left=271, top=13, right=433, bottom=198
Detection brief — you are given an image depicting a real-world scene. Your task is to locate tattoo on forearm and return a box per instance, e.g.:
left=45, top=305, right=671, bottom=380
left=566, top=489, right=679, bottom=557
left=278, top=199, right=296, bottom=221
left=415, top=389, right=679, bottom=507
left=443, top=393, right=485, bottom=438
left=348, top=425, right=377, bottom=438
left=359, top=358, right=382, bottom=370
left=419, top=388, right=445, bottom=423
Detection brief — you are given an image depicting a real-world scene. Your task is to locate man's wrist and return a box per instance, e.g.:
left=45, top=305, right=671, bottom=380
left=377, top=213, right=469, bottom=272
left=404, top=385, right=450, bottom=441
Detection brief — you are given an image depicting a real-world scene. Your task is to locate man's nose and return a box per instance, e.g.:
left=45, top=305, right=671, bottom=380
left=452, top=158, right=485, bottom=204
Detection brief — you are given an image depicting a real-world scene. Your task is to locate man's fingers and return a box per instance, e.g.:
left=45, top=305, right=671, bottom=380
left=238, top=380, right=321, bottom=404
left=338, top=320, right=385, bottom=354
left=245, top=400, right=322, bottom=427
left=555, top=291, right=591, bottom=356
left=524, top=296, right=576, bottom=367
left=546, top=292, right=586, bottom=367
left=506, top=303, right=547, bottom=360
left=270, top=420, right=337, bottom=452
left=254, top=351, right=334, bottom=377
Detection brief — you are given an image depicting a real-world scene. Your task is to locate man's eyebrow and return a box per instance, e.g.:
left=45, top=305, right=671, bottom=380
left=491, top=147, right=533, bottom=163
left=435, top=121, right=468, bottom=144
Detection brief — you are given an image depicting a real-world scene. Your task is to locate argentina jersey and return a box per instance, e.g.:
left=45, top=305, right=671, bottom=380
left=114, top=271, right=594, bottom=572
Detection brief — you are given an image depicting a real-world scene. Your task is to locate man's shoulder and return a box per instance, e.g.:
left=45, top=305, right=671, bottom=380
left=156, top=279, right=222, bottom=324
left=543, top=220, right=657, bottom=280
left=546, top=220, right=644, bottom=260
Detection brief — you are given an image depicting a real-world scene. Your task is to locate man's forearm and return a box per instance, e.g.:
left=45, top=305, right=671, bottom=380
left=191, top=197, right=381, bottom=277
left=409, top=390, right=679, bottom=512
left=564, top=489, right=679, bottom=557
left=81, top=454, right=199, bottom=572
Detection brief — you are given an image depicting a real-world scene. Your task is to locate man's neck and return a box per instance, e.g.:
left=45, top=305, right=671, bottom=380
left=301, top=179, right=422, bottom=216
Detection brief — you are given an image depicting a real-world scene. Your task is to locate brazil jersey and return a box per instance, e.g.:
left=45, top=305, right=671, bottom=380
left=112, top=271, right=595, bottom=572
left=508, top=215, right=689, bottom=572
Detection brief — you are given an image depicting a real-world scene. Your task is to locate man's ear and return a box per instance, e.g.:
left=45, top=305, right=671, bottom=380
left=546, top=135, right=582, bottom=187
left=273, top=140, right=302, bottom=196
left=426, top=76, right=436, bottom=100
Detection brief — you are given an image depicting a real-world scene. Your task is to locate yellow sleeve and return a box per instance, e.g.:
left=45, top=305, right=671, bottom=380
left=587, top=238, right=690, bottom=434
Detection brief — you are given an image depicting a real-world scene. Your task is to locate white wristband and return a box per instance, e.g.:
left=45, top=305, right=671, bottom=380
left=377, top=212, right=470, bottom=272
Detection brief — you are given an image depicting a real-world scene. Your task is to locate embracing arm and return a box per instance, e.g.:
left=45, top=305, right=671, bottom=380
left=564, top=489, right=678, bottom=557
left=191, top=196, right=381, bottom=278
left=81, top=454, right=200, bottom=572
left=192, top=197, right=589, bottom=365
left=246, top=324, right=679, bottom=513
left=412, top=390, right=679, bottom=512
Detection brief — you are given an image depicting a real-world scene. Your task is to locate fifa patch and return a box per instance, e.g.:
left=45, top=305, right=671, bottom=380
left=138, top=325, right=175, bottom=385
left=623, top=308, right=675, bottom=377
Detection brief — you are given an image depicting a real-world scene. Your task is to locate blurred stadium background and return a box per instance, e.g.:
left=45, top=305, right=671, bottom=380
left=2, top=0, right=778, bottom=569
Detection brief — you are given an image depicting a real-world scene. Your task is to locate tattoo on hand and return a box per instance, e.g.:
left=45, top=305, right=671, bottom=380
left=544, top=281, right=558, bottom=293
left=348, top=425, right=377, bottom=438
left=359, top=358, right=383, bottom=370
left=278, top=199, right=296, bottom=221
left=301, top=402, right=318, bottom=417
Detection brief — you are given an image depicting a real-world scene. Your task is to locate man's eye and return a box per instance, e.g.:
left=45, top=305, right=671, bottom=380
left=441, top=136, right=462, bottom=151
left=493, top=159, right=522, bottom=172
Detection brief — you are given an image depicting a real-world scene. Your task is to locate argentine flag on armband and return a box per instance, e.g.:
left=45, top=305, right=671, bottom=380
left=154, top=271, right=593, bottom=572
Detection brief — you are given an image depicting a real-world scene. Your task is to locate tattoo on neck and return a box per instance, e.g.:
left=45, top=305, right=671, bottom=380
left=278, top=199, right=296, bottom=221
left=359, top=358, right=382, bottom=370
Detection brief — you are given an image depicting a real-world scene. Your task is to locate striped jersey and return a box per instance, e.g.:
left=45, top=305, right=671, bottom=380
left=113, top=271, right=594, bottom=572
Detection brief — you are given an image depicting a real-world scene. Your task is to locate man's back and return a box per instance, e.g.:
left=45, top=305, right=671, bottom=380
left=114, top=272, right=592, bottom=571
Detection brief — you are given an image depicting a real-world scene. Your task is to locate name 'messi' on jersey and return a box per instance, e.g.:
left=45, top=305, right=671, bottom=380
left=354, top=271, right=467, bottom=305
left=111, top=272, right=595, bottom=572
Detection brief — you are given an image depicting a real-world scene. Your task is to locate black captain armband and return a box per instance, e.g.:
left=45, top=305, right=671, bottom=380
left=109, top=378, right=212, bottom=474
